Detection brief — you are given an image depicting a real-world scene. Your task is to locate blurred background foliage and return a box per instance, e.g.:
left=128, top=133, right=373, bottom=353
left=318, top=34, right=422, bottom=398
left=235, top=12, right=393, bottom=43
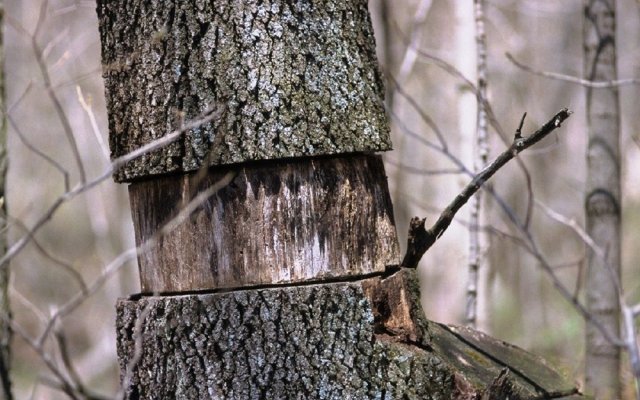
left=4, top=0, right=640, bottom=398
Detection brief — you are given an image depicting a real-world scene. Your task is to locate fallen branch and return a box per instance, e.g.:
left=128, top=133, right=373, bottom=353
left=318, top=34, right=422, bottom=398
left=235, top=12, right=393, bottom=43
left=401, top=108, right=573, bottom=268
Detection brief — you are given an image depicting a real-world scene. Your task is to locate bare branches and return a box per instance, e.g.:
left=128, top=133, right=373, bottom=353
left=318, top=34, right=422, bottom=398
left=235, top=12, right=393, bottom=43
left=389, top=35, right=537, bottom=230
left=401, top=108, right=572, bottom=269
left=506, top=53, right=640, bottom=88
left=0, top=108, right=220, bottom=272
left=30, top=0, right=87, bottom=184
left=396, top=0, right=433, bottom=83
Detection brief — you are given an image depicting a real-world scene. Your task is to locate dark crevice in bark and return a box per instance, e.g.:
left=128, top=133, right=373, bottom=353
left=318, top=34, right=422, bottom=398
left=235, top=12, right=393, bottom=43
left=129, top=265, right=404, bottom=300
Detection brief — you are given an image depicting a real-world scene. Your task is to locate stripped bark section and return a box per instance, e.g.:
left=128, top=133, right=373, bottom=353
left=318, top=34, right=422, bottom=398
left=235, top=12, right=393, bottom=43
left=129, top=154, right=400, bottom=292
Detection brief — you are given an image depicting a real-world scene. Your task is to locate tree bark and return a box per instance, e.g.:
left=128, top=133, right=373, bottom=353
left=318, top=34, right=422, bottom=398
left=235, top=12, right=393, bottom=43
left=583, top=1, right=621, bottom=398
left=97, top=0, right=391, bottom=182
left=117, top=269, right=580, bottom=399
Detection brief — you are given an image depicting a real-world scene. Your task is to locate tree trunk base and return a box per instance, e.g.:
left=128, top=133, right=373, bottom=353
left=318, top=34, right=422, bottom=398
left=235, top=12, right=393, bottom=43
left=116, top=269, right=580, bottom=399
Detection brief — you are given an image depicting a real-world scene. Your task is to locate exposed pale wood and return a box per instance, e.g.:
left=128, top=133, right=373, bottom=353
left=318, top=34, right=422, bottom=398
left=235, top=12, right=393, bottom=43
left=116, top=269, right=580, bottom=399
left=129, top=154, right=400, bottom=292
left=97, top=0, right=391, bottom=182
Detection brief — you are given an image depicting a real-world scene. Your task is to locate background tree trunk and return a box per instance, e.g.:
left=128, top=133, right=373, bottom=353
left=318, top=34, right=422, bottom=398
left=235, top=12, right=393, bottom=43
left=0, top=1, right=12, bottom=398
left=583, top=0, right=621, bottom=398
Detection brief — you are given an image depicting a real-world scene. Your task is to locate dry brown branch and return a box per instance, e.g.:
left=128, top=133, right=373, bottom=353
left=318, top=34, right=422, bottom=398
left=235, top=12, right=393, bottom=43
left=387, top=51, right=537, bottom=229
left=401, top=108, right=572, bottom=268
left=385, top=95, right=622, bottom=349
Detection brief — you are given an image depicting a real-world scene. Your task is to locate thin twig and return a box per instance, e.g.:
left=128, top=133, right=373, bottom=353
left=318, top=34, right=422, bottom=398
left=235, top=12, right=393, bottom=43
left=36, top=171, right=236, bottom=347
left=396, top=0, right=433, bottom=83
left=30, top=1, right=87, bottom=184
left=507, top=53, right=640, bottom=88
left=487, top=211, right=624, bottom=347
left=76, top=86, right=109, bottom=161
left=0, top=108, right=220, bottom=271
left=388, top=74, right=448, bottom=151
left=8, top=115, right=70, bottom=191
left=535, top=200, right=622, bottom=295
left=401, top=108, right=572, bottom=268
left=388, top=47, right=537, bottom=229
left=8, top=317, right=83, bottom=400
left=8, top=215, right=87, bottom=293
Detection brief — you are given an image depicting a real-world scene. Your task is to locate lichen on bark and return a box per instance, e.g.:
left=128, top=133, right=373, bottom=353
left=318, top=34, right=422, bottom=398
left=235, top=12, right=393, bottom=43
left=97, top=0, right=391, bottom=182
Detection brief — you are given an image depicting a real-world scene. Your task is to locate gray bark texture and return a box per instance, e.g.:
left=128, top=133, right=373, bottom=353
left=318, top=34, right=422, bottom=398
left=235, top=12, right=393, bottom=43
left=97, top=0, right=391, bottom=182
left=116, top=270, right=580, bottom=399
left=583, top=1, right=621, bottom=398
left=129, top=154, right=400, bottom=293
left=0, top=1, right=11, bottom=398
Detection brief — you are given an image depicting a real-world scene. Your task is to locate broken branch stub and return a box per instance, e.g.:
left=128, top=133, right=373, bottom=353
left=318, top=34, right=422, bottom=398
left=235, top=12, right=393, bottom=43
left=402, top=108, right=572, bottom=268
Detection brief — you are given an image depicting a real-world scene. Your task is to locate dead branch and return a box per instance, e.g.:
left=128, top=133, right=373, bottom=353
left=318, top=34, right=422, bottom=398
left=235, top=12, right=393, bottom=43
left=387, top=46, right=537, bottom=229
left=401, top=108, right=572, bottom=268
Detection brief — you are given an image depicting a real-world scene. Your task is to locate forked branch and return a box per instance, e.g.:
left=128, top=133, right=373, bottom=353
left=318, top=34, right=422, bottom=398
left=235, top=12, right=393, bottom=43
left=401, top=108, right=573, bottom=268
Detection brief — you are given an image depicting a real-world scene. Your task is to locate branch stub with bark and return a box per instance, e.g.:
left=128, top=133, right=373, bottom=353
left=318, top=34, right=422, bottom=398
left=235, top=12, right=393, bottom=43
left=402, top=108, right=572, bottom=268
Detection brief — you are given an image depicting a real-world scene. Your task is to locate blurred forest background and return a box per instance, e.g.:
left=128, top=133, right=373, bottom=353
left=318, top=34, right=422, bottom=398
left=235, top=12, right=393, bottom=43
left=4, top=0, right=640, bottom=398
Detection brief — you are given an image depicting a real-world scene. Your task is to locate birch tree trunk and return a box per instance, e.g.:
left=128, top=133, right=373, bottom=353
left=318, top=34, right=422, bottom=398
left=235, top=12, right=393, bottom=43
left=583, top=1, right=621, bottom=398
left=98, top=1, right=583, bottom=398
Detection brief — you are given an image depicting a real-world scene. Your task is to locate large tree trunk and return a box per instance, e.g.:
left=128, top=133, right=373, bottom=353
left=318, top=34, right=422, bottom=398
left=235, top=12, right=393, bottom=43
left=583, top=1, right=621, bottom=398
left=98, top=0, right=583, bottom=398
